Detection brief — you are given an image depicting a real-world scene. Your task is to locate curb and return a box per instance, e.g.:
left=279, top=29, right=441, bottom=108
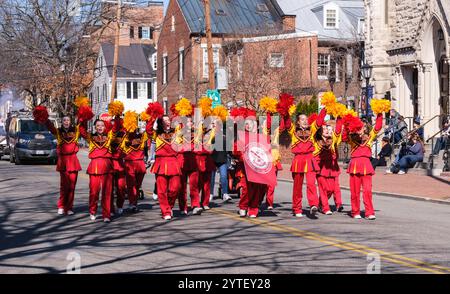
left=277, top=178, right=450, bottom=206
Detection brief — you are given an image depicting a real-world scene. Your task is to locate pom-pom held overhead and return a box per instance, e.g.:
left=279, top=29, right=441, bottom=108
left=77, top=105, right=94, bottom=122
left=230, top=107, right=255, bottom=119
left=321, top=92, right=336, bottom=107
left=277, top=93, right=295, bottom=117
left=33, top=106, right=49, bottom=124
left=198, top=97, right=213, bottom=117
left=288, top=105, right=297, bottom=116
left=342, top=114, right=364, bottom=134
left=175, top=98, right=193, bottom=117
left=370, top=99, right=391, bottom=115
left=73, top=96, right=89, bottom=108
left=327, top=103, right=347, bottom=118
left=259, top=96, right=278, bottom=114
left=146, top=102, right=164, bottom=120
left=108, top=100, right=124, bottom=116
left=212, top=105, right=228, bottom=121
left=308, top=113, right=318, bottom=125
left=123, top=111, right=138, bottom=133
left=140, top=111, right=151, bottom=122
left=170, top=104, right=179, bottom=117
left=344, top=109, right=358, bottom=117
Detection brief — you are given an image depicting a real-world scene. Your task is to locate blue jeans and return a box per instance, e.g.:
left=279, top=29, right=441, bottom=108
left=433, top=137, right=448, bottom=155
left=210, top=163, right=229, bottom=196
left=398, top=155, right=423, bottom=171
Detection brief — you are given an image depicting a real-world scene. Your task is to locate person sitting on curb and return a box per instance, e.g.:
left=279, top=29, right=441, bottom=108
left=371, top=137, right=393, bottom=169
left=387, top=133, right=424, bottom=175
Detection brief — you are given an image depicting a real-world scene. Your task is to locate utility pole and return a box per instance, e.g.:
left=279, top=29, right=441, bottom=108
left=110, top=0, right=122, bottom=102
left=204, top=0, right=215, bottom=90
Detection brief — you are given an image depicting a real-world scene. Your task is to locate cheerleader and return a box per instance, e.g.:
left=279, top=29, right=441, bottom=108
left=150, top=115, right=183, bottom=220
left=283, top=110, right=323, bottom=218
left=344, top=113, right=383, bottom=220
left=79, top=117, right=119, bottom=222
left=33, top=107, right=81, bottom=216
left=262, top=118, right=282, bottom=210
left=109, top=117, right=127, bottom=215
left=312, top=109, right=344, bottom=215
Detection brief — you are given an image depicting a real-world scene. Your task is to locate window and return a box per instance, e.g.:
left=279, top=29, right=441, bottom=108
left=102, top=84, right=107, bottom=101
left=237, top=49, right=243, bottom=80
left=269, top=53, right=284, bottom=68
left=358, top=18, right=365, bottom=36
left=137, top=82, right=147, bottom=99
left=147, top=82, right=153, bottom=100
left=133, top=82, right=138, bottom=99
left=227, top=55, right=232, bottom=81
left=171, top=15, right=175, bottom=32
left=318, top=54, right=330, bottom=79
left=202, top=46, right=220, bottom=78
left=117, top=82, right=126, bottom=99
left=141, top=27, right=150, bottom=39
left=163, top=97, right=168, bottom=114
left=178, top=48, right=185, bottom=81
left=162, top=55, right=168, bottom=85
left=96, top=87, right=99, bottom=103
left=138, top=27, right=142, bottom=39
left=151, top=53, right=157, bottom=70
left=126, top=82, right=132, bottom=99
left=323, top=4, right=339, bottom=29
left=130, top=26, right=134, bottom=38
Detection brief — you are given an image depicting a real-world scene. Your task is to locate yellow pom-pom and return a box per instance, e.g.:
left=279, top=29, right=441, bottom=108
left=259, top=96, right=278, bottom=114
left=271, top=148, right=281, bottom=163
left=288, top=105, right=297, bottom=116
left=108, top=100, right=124, bottom=116
left=327, top=103, right=347, bottom=118
left=123, top=111, right=138, bottom=133
left=198, top=97, right=212, bottom=117
left=140, top=111, right=151, bottom=122
left=73, top=96, right=89, bottom=108
left=175, top=98, right=193, bottom=117
left=370, top=99, right=391, bottom=115
left=344, top=109, right=357, bottom=117
left=212, top=105, right=228, bottom=121
left=321, top=92, right=336, bottom=107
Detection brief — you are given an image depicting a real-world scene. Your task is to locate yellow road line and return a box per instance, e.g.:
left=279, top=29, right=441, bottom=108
left=211, top=208, right=450, bottom=274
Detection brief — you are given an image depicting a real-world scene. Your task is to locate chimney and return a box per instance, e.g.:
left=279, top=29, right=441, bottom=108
left=282, top=15, right=296, bottom=32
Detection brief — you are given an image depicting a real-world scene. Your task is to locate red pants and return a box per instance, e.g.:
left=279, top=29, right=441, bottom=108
left=333, top=176, right=342, bottom=208
left=58, top=171, right=78, bottom=212
left=126, top=172, right=145, bottom=207
left=238, top=176, right=248, bottom=210
left=112, top=172, right=126, bottom=210
left=179, top=171, right=200, bottom=211
left=89, top=174, right=113, bottom=218
left=349, top=174, right=374, bottom=217
left=292, top=172, right=319, bottom=214
left=317, top=176, right=341, bottom=213
left=156, top=175, right=181, bottom=217
left=265, top=171, right=278, bottom=207
left=199, top=172, right=212, bottom=207
left=247, top=182, right=266, bottom=217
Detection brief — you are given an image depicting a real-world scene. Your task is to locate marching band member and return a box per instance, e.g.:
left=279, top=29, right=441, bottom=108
left=33, top=106, right=81, bottom=216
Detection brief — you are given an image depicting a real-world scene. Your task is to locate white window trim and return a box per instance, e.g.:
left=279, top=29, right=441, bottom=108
left=323, top=3, right=339, bottom=29
left=151, top=53, right=157, bottom=71
left=201, top=44, right=221, bottom=79
left=269, top=53, right=285, bottom=68
left=237, top=49, right=243, bottom=80
left=179, top=47, right=184, bottom=81
left=141, top=27, right=151, bottom=40
left=318, top=54, right=331, bottom=80
left=171, top=15, right=175, bottom=32
left=163, top=97, right=168, bottom=114
left=162, top=53, right=168, bottom=85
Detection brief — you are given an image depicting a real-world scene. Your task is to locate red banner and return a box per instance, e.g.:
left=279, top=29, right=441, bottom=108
left=237, top=131, right=277, bottom=187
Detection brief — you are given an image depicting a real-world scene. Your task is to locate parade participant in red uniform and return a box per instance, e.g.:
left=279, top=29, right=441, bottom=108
left=282, top=110, right=322, bottom=218
left=150, top=114, right=183, bottom=220
left=120, top=111, right=148, bottom=213
left=344, top=112, right=383, bottom=220
left=33, top=106, right=81, bottom=216
left=312, top=109, right=344, bottom=215
left=262, top=120, right=282, bottom=210
left=79, top=112, right=119, bottom=222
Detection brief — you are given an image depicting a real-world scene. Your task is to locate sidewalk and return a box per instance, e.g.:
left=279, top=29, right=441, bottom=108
left=277, top=164, right=450, bottom=203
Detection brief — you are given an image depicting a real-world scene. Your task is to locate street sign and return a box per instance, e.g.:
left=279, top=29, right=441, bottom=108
left=207, top=89, right=221, bottom=109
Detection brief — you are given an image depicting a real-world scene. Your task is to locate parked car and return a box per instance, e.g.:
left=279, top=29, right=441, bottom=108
left=6, top=113, right=57, bottom=165
left=0, top=136, right=6, bottom=160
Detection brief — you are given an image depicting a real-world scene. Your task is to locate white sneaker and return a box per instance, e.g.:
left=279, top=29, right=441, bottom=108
left=239, top=209, right=247, bottom=217
left=163, top=215, right=172, bottom=221
left=353, top=215, right=362, bottom=219
left=192, top=207, right=203, bottom=215
left=209, top=194, right=214, bottom=202
left=152, top=194, right=158, bottom=201
left=103, top=218, right=111, bottom=223
left=386, top=169, right=392, bottom=174
left=116, top=208, right=123, bottom=215
left=57, top=208, right=65, bottom=215
left=325, top=211, right=333, bottom=215
left=89, top=214, right=97, bottom=221
left=67, top=210, right=74, bottom=216
left=249, top=214, right=257, bottom=218
left=180, top=210, right=188, bottom=216
left=310, top=206, right=318, bottom=216
left=398, top=170, right=406, bottom=175
left=203, top=206, right=210, bottom=211
left=295, top=213, right=304, bottom=218
left=222, top=194, right=232, bottom=203
left=267, top=206, right=274, bottom=210
left=366, top=215, right=376, bottom=220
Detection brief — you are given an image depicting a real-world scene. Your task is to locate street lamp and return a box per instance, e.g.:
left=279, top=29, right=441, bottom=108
left=361, top=63, right=373, bottom=118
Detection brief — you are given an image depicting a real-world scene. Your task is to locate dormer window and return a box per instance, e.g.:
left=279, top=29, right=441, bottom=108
left=324, top=3, right=339, bottom=29
left=171, top=15, right=175, bottom=32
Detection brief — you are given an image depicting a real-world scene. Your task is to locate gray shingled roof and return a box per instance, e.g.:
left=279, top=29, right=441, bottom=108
left=101, top=43, right=156, bottom=78
left=177, top=0, right=286, bottom=35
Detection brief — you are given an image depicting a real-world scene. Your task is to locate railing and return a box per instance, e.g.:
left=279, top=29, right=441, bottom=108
left=426, top=115, right=450, bottom=173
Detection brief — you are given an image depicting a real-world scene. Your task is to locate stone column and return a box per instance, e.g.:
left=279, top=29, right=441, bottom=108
left=422, top=63, right=434, bottom=137
left=416, top=63, right=424, bottom=119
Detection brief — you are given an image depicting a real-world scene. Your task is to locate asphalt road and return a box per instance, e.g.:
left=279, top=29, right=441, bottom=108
left=0, top=151, right=449, bottom=274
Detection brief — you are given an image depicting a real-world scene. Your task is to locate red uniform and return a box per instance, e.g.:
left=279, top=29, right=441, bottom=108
left=110, top=126, right=127, bottom=211
left=264, top=127, right=282, bottom=208
left=195, top=127, right=216, bottom=208
left=285, top=111, right=324, bottom=215
left=346, top=114, right=383, bottom=217
left=121, top=131, right=148, bottom=207
left=79, top=124, right=114, bottom=219
left=178, top=130, right=200, bottom=212
left=45, top=121, right=82, bottom=214
left=313, top=115, right=343, bottom=213
left=150, top=127, right=182, bottom=218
